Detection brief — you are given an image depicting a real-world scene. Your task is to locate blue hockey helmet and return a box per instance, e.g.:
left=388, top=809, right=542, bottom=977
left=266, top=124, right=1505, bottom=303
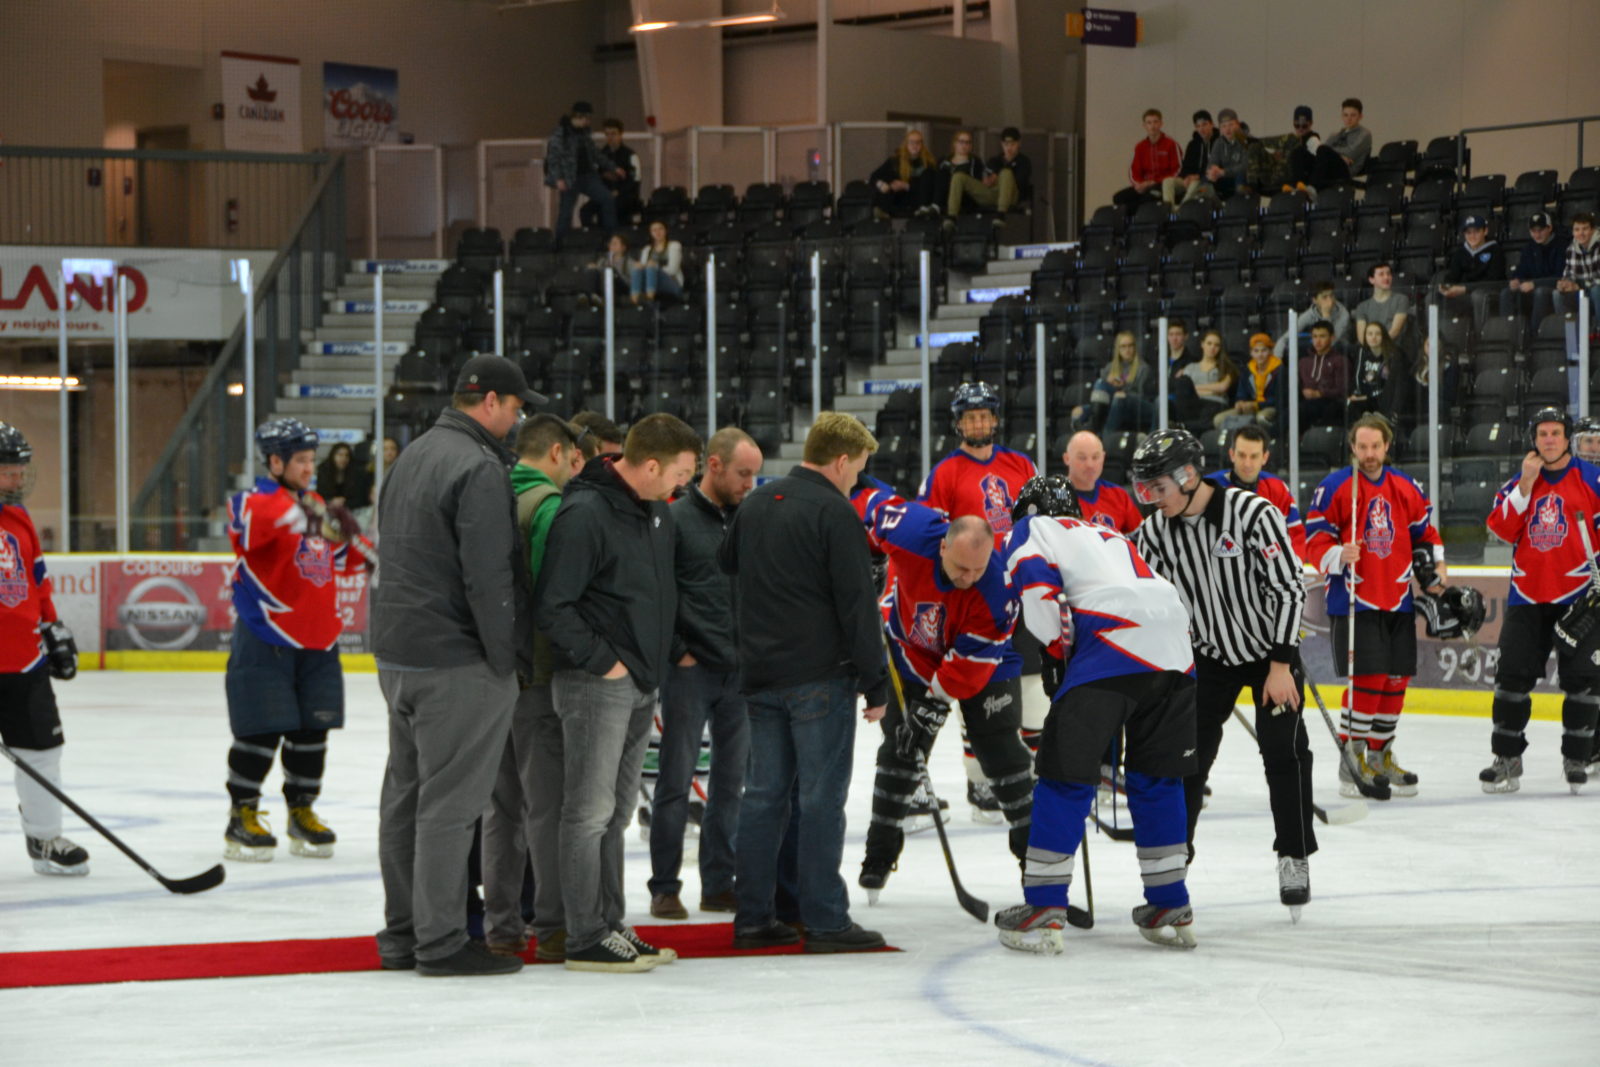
left=254, top=418, right=319, bottom=466
left=950, top=380, right=1002, bottom=421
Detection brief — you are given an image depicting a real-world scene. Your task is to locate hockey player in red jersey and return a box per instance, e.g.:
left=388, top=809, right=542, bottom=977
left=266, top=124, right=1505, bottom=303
left=1061, top=430, right=1142, bottom=534
left=1205, top=423, right=1307, bottom=561
left=1306, top=414, right=1444, bottom=797
left=1482, top=408, right=1600, bottom=793
left=0, top=422, right=87, bottom=877
left=222, top=418, right=371, bottom=861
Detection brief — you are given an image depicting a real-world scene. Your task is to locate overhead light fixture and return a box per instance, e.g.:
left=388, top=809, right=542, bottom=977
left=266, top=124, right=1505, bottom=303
left=226, top=382, right=245, bottom=396
left=630, top=4, right=784, bottom=32
left=0, top=375, right=85, bottom=392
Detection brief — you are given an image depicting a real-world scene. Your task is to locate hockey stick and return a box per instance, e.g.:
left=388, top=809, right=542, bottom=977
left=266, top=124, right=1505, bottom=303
left=0, top=742, right=225, bottom=894
left=1299, top=673, right=1391, bottom=801
left=1090, top=734, right=1136, bottom=842
left=1229, top=707, right=1367, bottom=825
left=1067, top=832, right=1094, bottom=929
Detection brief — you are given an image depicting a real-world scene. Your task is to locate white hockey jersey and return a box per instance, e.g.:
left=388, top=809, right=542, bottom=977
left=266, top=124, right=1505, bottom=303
left=1004, top=514, right=1194, bottom=697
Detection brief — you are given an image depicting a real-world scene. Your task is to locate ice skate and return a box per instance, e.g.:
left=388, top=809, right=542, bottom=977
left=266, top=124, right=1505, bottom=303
left=1562, top=758, right=1587, bottom=795
left=1338, top=740, right=1390, bottom=799
left=224, top=801, right=278, bottom=862
left=1131, top=903, right=1197, bottom=949
left=1479, top=755, right=1523, bottom=794
left=1277, top=855, right=1310, bottom=924
left=1369, top=741, right=1418, bottom=797
left=995, top=903, right=1067, bottom=955
left=26, top=834, right=89, bottom=877
left=286, top=798, right=336, bottom=858
left=859, top=855, right=895, bottom=905
left=903, top=782, right=948, bottom=834
left=967, top=779, right=1003, bottom=825
left=636, top=803, right=651, bottom=842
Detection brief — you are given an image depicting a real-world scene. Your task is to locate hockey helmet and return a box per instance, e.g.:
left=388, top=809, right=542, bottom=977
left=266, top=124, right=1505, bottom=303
left=1526, top=405, right=1571, bottom=450
left=1130, top=428, right=1204, bottom=503
left=1417, top=585, right=1487, bottom=641
left=1011, top=474, right=1082, bottom=523
left=950, top=380, right=1003, bottom=420
left=0, top=421, right=34, bottom=506
left=254, top=418, right=320, bottom=466
left=1573, top=416, right=1600, bottom=463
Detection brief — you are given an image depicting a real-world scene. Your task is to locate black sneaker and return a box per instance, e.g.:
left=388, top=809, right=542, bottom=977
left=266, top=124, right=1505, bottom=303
left=380, top=955, right=416, bottom=971
left=732, top=921, right=801, bottom=949
left=564, top=931, right=657, bottom=972
left=803, top=923, right=886, bottom=954
left=416, top=940, right=524, bottom=977
left=616, top=925, right=677, bottom=964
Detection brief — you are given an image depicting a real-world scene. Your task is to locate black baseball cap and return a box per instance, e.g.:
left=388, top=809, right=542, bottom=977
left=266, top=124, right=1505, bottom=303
left=1293, top=105, right=1313, bottom=123
left=570, top=100, right=593, bottom=115
left=1529, top=211, right=1553, bottom=229
left=454, top=354, right=546, bottom=407
left=1460, top=214, right=1489, bottom=231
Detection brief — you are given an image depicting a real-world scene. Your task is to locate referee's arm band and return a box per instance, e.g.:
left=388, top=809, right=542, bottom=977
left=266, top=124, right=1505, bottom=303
left=1268, top=643, right=1297, bottom=664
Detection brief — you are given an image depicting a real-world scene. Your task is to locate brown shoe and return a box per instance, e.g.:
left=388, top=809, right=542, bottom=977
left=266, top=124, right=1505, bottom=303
left=533, top=929, right=567, bottom=962
left=698, top=890, right=737, bottom=913
left=650, top=892, right=689, bottom=920
left=485, top=935, right=528, bottom=957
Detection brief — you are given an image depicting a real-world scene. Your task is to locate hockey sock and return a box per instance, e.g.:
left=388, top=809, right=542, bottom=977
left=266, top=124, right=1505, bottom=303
left=1022, top=778, right=1093, bottom=907
left=1490, top=689, right=1534, bottom=757
left=960, top=725, right=985, bottom=785
left=1123, top=771, right=1190, bottom=909
left=227, top=733, right=281, bottom=805
left=868, top=762, right=919, bottom=842
left=281, top=729, right=329, bottom=802
left=1339, top=674, right=1385, bottom=745
left=1559, top=691, right=1600, bottom=760
left=1019, top=687, right=1047, bottom=756
left=13, top=746, right=64, bottom=839
left=1369, top=675, right=1409, bottom=751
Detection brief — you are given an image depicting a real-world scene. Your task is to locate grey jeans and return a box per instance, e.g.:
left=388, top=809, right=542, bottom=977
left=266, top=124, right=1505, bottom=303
left=552, top=668, right=656, bottom=953
left=481, top=682, right=566, bottom=944
left=375, top=661, right=517, bottom=963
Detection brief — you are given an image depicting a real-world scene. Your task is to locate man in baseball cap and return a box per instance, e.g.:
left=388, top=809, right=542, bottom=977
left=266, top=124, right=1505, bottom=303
left=454, top=353, right=547, bottom=410
left=1439, top=214, right=1505, bottom=326
left=1503, top=211, right=1570, bottom=332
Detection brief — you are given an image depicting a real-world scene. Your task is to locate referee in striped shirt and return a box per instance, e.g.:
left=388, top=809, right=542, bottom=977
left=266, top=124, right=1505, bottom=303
left=1129, top=429, right=1316, bottom=915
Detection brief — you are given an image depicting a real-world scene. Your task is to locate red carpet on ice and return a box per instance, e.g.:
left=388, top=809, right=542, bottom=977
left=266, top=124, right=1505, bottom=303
left=0, top=923, right=897, bottom=989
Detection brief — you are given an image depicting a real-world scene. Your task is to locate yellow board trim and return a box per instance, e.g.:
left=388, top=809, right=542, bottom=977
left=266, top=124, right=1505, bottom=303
left=91, top=651, right=378, bottom=673
left=1328, top=686, right=1562, bottom=722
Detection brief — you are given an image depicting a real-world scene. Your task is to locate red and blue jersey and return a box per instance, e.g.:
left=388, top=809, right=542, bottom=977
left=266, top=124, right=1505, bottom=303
left=1486, top=458, right=1600, bottom=606
left=1004, top=513, right=1193, bottom=698
left=917, top=446, right=1038, bottom=543
left=1206, top=469, right=1307, bottom=561
left=0, top=504, right=56, bottom=673
left=856, top=492, right=1021, bottom=700
left=1306, top=466, right=1441, bottom=615
left=1073, top=479, right=1143, bottom=534
left=227, top=477, right=363, bottom=650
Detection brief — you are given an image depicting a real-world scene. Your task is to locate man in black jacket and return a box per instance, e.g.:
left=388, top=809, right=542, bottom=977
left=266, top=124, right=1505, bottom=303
left=1501, top=211, right=1569, bottom=332
left=719, top=412, right=888, bottom=954
left=1439, top=214, right=1506, bottom=326
left=535, top=412, right=702, bottom=972
left=373, top=354, right=543, bottom=978
left=648, top=428, right=764, bottom=922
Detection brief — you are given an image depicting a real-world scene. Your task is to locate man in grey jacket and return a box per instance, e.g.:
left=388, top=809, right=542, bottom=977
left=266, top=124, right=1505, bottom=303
left=373, top=354, right=543, bottom=977
left=648, top=427, right=764, bottom=921
left=1205, top=109, right=1251, bottom=200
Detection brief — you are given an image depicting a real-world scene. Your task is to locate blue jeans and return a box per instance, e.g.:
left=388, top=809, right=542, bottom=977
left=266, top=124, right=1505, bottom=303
left=630, top=266, right=681, bottom=299
left=649, top=663, right=750, bottom=899
left=734, top=675, right=858, bottom=935
left=556, top=172, right=615, bottom=236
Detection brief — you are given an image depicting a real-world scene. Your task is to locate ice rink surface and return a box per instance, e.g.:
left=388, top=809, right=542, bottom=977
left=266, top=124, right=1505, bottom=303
left=1, top=671, right=1597, bottom=1066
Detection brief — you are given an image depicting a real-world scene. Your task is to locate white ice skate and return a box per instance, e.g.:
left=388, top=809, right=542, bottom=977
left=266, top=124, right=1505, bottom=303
left=1132, top=903, right=1197, bottom=949
left=995, top=904, right=1067, bottom=955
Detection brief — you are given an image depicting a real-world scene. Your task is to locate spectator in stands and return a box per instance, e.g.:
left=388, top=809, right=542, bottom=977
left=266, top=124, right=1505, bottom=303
left=1167, top=318, right=1198, bottom=371
left=572, top=412, right=625, bottom=459
left=587, top=119, right=640, bottom=226
left=1170, top=110, right=1219, bottom=205
left=1218, top=333, right=1285, bottom=429
left=940, top=131, right=992, bottom=219
left=870, top=129, right=939, bottom=219
left=1353, top=263, right=1412, bottom=355
left=1276, top=281, right=1352, bottom=360
left=1555, top=212, right=1600, bottom=315
left=1297, top=320, right=1350, bottom=427
left=1173, top=330, right=1239, bottom=426
left=631, top=220, right=683, bottom=304
left=315, top=442, right=366, bottom=510
left=1302, top=98, right=1371, bottom=190
left=1113, top=109, right=1182, bottom=215
left=1205, top=109, right=1251, bottom=200
left=1265, top=105, right=1319, bottom=192
left=583, top=233, right=630, bottom=307
left=1439, top=215, right=1505, bottom=325
left=1348, top=322, right=1402, bottom=422
left=1386, top=335, right=1456, bottom=434
left=1502, top=211, right=1568, bottom=330
left=546, top=101, right=615, bottom=238
left=1073, top=331, right=1147, bottom=433
left=949, top=127, right=1031, bottom=219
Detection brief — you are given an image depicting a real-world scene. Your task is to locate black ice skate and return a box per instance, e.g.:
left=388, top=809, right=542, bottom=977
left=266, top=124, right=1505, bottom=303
left=286, top=798, right=336, bottom=858
left=995, top=903, right=1068, bottom=955
left=224, top=801, right=278, bottom=862
left=27, top=834, right=89, bottom=876
left=859, top=856, right=896, bottom=905
left=903, top=782, right=949, bottom=835
left=1479, top=755, right=1523, bottom=794
left=967, top=780, right=1003, bottom=825
left=1131, top=903, right=1197, bottom=949
left=1277, top=856, right=1310, bottom=923
left=1562, top=758, right=1587, bottom=795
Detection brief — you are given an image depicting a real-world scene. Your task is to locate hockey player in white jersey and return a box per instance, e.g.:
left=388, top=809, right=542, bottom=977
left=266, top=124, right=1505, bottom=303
left=994, top=475, right=1200, bottom=954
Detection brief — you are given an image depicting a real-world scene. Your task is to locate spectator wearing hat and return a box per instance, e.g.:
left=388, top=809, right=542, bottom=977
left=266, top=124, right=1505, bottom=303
left=1439, top=215, right=1506, bottom=326
left=374, top=354, right=546, bottom=978
left=1114, top=109, right=1182, bottom=215
left=546, top=101, right=615, bottom=238
left=1205, top=109, right=1251, bottom=201
left=1555, top=212, right=1600, bottom=317
left=1217, top=333, right=1286, bottom=429
left=1170, top=110, right=1219, bottom=205
left=1269, top=105, right=1320, bottom=191
left=1502, top=212, right=1570, bottom=331
left=948, top=127, right=1032, bottom=219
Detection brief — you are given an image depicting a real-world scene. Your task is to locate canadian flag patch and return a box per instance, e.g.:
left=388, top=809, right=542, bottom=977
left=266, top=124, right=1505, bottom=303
left=1262, top=543, right=1281, bottom=561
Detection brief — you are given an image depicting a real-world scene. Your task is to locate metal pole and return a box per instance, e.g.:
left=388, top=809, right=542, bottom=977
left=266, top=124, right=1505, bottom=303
left=115, top=274, right=130, bottom=554
left=56, top=268, right=70, bottom=551
left=1579, top=291, right=1592, bottom=419
left=240, top=258, right=255, bottom=479
left=1156, top=314, right=1170, bottom=431
left=919, top=249, right=932, bottom=481
left=493, top=268, right=505, bottom=356
left=1287, top=309, right=1300, bottom=504
left=1034, top=322, right=1047, bottom=471
left=811, top=250, right=823, bottom=426
left=433, top=146, right=445, bottom=259
left=1428, top=303, right=1441, bottom=508
left=603, top=267, right=616, bottom=420
left=690, top=128, right=700, bottom=197
left=706, top=254, right=717, bottom=436
left=476, top=140, right=488, bottom=228
left=367, top=146, right=378, bottom=260
left=373, top=267, right=385, bottom=511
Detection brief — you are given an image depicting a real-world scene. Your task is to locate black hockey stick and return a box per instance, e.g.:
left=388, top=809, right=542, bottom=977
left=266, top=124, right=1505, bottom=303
left=1067, top=833, right=1094, bottom=929
left=0, top=742, right=225, bottom=895
left=1229, top=707, right=1368, bottom=825
left=1090, top=734, right=1136, bottom=842
left=1298, top=673, right=1392, bottom=802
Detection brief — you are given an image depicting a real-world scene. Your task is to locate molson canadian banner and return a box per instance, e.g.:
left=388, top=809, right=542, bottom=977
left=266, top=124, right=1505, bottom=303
left=221, top=51, right=303, bottom=153
left=323, top=62, right=399, bottom=147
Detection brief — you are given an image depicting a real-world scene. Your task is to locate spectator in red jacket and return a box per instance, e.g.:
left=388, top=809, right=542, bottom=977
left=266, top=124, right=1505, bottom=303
left=1113, top=109, right=1181, bottom=216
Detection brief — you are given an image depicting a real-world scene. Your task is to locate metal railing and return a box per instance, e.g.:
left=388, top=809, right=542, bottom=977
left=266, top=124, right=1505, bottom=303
left=1459, top=114, right=1600, bottom=176
left=0, top=145, right=330, bottom=249
left=130, top=156, right=347, bottom=550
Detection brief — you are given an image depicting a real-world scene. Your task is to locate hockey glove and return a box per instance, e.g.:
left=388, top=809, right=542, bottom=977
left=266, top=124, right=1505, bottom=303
left=894, top=694, right=950, bottom=761
left=41, top=620, right=78, bottom=681
left=1040, top=651, right=1065, bottom=702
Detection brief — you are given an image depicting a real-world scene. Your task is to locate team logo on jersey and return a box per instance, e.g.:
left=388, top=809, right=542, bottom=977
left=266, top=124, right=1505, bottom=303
left=907, top=601, right=946, bottom=653
left=1091, top=513, right=1117, bottom=530
left=0, top=531, right=27, bottom=608
left=980, top=473, right=1014, bottom=534
left=1528, top=493, right=1569, bottom=552
left=1363, top=497, right=1395, bottom=559
left=1213, top=533, right=1242, bottom=558
left=295, top=536, right=334, bottom=587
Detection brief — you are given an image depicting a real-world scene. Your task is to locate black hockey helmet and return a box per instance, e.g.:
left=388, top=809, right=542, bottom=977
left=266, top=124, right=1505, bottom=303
left=254, top=418, right=319, bottom=466
left=1526, top=405, right=1571, bottom=449
left=1011, top=474, right=1082, bottom=523
left=0, top=421, right=32, bottom=466
left=1130, top=428, right=1205, bottom=502
left=1417, top=585, right=1487, bottom=640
